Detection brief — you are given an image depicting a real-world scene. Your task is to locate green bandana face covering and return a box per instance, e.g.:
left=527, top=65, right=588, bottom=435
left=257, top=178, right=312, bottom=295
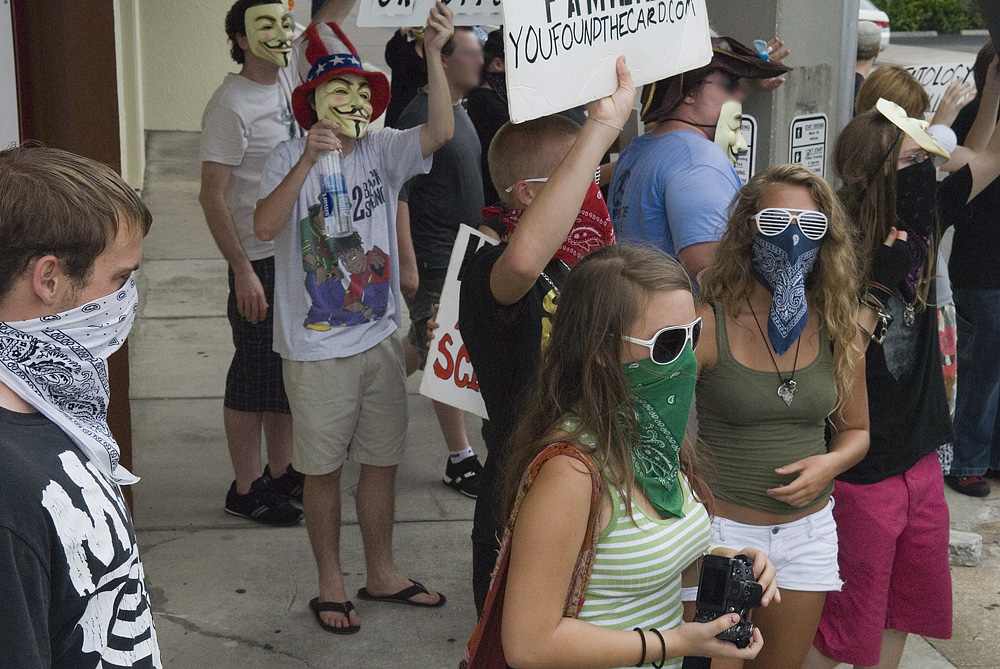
left=621, top=343, right=697, bottom=518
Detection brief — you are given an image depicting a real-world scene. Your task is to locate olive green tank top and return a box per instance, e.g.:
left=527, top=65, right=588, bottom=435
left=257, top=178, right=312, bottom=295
left=695, top=303, right=837, bottom=515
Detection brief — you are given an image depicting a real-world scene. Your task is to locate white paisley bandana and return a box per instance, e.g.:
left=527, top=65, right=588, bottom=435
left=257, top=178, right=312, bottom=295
left=0, top=277, right=139, bottom=484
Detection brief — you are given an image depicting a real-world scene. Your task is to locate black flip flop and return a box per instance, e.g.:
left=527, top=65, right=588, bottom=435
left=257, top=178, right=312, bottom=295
left=356, top=580, right=447, bottom=608
left=309, top=597, right=360, bottom=634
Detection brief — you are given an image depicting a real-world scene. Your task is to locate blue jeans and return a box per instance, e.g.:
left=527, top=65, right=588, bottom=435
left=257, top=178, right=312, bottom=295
left=951, top=288, right=1000, bottom=476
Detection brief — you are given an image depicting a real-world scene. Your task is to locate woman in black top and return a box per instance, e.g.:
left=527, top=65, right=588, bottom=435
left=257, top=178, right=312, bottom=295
left=806, top=88, right=1000, bottom=669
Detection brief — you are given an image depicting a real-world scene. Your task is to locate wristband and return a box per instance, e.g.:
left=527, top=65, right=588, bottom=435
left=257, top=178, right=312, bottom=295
left=634, top=628, right=647, bottom=667
left=649, top=628, right=667, bottom=669
left=589, top=117, right=624, bottom=132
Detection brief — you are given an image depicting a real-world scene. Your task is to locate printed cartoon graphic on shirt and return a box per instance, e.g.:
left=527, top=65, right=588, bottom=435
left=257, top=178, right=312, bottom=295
left=300, top=203, right=391, bottom=330
left=42, top=451, right=160, bottom=667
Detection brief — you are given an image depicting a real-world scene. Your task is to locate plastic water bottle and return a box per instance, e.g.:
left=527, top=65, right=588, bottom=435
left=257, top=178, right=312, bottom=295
left=318, top=150, right=353, bottom=238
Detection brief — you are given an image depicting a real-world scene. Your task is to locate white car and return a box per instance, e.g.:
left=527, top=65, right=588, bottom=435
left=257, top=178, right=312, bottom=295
left=860, top=0, right=891, bottom=51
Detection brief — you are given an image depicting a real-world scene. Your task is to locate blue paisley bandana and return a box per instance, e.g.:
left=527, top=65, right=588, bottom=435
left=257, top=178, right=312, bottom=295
left=752, top=228, right=821, bottom=355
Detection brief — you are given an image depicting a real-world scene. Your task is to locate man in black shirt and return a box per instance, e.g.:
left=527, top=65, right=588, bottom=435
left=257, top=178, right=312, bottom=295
left=397, top=27, right=487, bottom=497
left=0, top=146, right=160, bottom=667
left=459, top=67, right=630, bottom=611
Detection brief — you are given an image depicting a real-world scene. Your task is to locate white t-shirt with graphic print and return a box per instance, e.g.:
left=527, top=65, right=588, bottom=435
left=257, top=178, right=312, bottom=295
left=260, top=127, right=431, bottom=361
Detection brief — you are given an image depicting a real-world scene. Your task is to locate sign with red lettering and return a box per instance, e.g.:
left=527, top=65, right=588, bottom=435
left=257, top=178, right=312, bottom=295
left=501, top=0, right=711, bottom=123
left=418, top=225, right=497, bottom=419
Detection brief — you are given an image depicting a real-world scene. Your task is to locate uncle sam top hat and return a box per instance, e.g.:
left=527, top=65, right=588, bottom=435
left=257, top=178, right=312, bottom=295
left=292, top=22, right=391, bottom=130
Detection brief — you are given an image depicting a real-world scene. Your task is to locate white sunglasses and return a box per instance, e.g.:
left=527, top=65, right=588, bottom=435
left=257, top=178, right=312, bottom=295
left=751, top=208, right=829, bottom=240
left=623, top=317, right=702, bottom=365
left=504, top=177, right=548, bottom=194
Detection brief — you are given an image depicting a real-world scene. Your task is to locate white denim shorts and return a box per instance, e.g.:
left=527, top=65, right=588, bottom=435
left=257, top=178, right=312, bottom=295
left=701, top=498, right=843, bottom=594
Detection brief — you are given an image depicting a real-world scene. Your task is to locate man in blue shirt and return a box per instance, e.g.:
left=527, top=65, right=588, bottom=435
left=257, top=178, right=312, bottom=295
left=610, top=36, right=789, bottom=278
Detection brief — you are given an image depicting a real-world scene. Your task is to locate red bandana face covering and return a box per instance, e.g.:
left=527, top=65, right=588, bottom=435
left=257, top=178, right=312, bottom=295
left=482, top=181, right=616, bottom=266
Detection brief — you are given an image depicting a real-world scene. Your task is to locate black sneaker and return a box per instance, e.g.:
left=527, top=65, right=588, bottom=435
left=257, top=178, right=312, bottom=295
left=225, top=478, right=303, bottom=525
left=944, top=475, right=990, bottom=498
left=443, top=456, right=482, bottom=499
left=264, top=464, right=305, bottom=503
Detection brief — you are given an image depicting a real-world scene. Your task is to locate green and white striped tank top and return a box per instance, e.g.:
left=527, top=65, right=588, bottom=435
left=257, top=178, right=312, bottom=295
left=578, top=473, right=711, bottom=669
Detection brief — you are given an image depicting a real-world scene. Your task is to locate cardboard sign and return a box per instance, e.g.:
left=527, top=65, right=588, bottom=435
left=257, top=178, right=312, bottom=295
left=903, top=63, right=974, bottom=116
left=357, top=0, right=502, bottom=27
left=500, top=0, right=712, bottom=123
left=789, top=113, right=827, bottom=177
left=418, top=225, right=497, bottom=419
left=733, top=114, right=757, bottom=185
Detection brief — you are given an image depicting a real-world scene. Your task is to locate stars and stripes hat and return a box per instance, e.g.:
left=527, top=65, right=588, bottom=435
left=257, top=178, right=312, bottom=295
left=292, top=22, right=391, bottom=130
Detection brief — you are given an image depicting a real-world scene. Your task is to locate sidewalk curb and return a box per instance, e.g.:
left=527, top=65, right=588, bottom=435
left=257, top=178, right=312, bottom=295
left=893, top=30, right=939, bottom=38
left=960, top=29, right=990, bottom=37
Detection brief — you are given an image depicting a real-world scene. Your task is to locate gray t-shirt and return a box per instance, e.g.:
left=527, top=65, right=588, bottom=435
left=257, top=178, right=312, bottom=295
left=260, top=128, right=432, bottom=361
left=396, top=91, right=484, bottom=278
left=200, top=69, right=300, bottom=261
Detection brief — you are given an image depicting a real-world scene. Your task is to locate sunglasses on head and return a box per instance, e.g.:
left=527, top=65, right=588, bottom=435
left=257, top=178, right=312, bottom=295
left=751, top=208, right=828, bottom=240
left=623, top=317, right=702, bottom=365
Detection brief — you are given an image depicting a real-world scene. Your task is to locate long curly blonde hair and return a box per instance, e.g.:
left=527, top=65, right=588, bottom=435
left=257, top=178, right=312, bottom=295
left=698, top=164, right=861, bottom=415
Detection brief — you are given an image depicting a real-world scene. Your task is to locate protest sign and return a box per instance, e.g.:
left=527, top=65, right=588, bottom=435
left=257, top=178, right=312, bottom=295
left=500, top=0, right=712, bottom=123
left=903, top=63, right=974, bottom=116
left=418, top=225, right=497, bottom=419
left=357, top=0, right=502, bottom=27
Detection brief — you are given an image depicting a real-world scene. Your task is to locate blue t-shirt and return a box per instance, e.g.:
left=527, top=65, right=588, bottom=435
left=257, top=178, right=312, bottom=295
left=609, top=130, right=741, bottom=256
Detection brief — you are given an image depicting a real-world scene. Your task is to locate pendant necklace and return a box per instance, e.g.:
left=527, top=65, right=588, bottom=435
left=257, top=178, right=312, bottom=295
left=747, top=300, right=801, bottom=407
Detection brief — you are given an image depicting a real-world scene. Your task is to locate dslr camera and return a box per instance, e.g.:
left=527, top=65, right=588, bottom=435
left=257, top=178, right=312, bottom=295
left=692, top=554, right=763, bottom=649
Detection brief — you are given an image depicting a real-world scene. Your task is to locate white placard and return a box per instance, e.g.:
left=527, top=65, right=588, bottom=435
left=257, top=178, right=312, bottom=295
left=789, top=113, right=827, bottom=177
left=902, top=63, right=975, bottom=117
left=501, top=0, right=712, bottom=123
left=734, top=114, right=757, bottom=185
left=357, top=0, right=502, bottom=27
left=418, top=225, right=497, bottom=419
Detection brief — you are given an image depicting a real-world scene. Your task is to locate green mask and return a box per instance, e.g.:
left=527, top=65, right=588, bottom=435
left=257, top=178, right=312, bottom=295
left=621, top=343, right=697, bottom=518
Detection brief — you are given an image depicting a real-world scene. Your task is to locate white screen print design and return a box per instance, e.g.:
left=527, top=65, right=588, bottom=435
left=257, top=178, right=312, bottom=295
left=41, top=452, right=161, bottom=667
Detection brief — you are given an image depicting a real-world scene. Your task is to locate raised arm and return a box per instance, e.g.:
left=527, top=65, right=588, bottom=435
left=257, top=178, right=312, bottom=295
left=310, top=0, right=357, bottom=26
left=965, top=95, right=1000, bottom=202
left=418, top=2, right=455, bottom=158
left=489, top=57, right=635, bottom=306
left=961, top=56, right=1000, bottom=155
left=254, top=120, right=342, bottom=241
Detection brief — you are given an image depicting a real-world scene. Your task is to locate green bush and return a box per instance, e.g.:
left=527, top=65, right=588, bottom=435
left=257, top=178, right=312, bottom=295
left=872, top=0, right=986, bottom=32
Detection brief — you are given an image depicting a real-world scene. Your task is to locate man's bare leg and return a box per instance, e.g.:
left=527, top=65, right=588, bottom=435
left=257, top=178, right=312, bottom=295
left=224, top=407, right=263, bottom=494
left=356, top=463, right=441, bottom=604
left=261, top=411, right=293, bottom=474
left=304, top=468, right=360, bottom=629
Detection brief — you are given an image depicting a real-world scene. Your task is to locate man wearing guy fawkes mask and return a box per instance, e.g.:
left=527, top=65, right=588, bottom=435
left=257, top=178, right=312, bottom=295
left=610, top=36, right=789, bottom=279
left=200, top=0, right=351, bottom=526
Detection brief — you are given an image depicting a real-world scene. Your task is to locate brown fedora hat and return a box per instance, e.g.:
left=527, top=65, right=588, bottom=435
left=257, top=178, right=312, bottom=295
left=640, top=36, right=791, bottom=124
